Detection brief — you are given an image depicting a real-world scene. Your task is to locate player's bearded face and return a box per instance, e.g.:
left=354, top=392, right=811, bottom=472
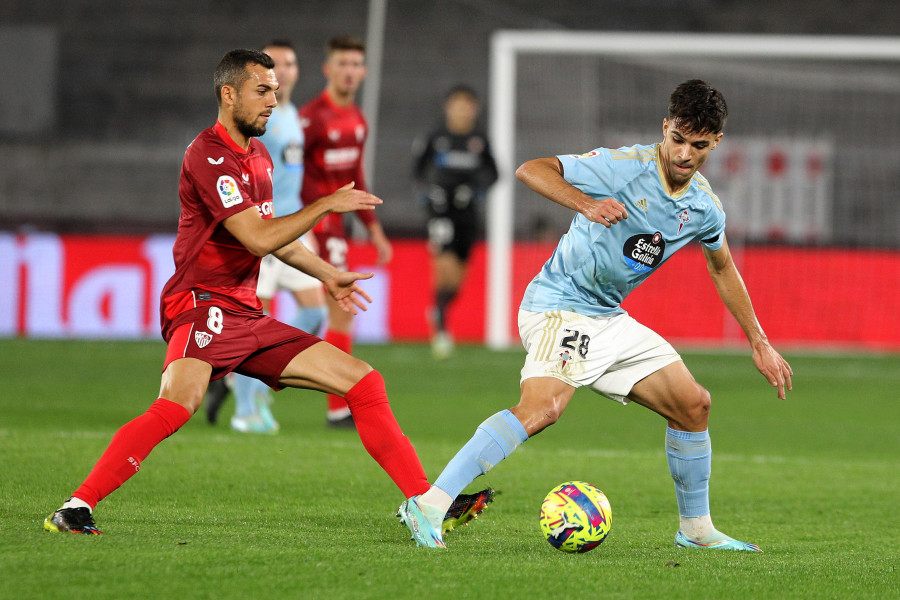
left=233, top=94, right=268, bottom=138
left=231, top=66, right=277, bottom=139
left=660, top=119, right=721, bottom=191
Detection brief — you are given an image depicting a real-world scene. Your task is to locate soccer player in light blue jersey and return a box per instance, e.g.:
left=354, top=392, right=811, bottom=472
left=207, top=40, right=328, bottom=433
left=399, top=80, right=793, bottom=550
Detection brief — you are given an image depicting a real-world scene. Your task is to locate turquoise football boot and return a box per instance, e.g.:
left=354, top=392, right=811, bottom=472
left=675, top=530, right=761, bottom=551
left=397, top=497, right=446, bottom=548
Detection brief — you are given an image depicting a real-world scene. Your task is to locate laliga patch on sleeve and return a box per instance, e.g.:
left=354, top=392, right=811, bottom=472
left=216, top=175, right=243, bottom=208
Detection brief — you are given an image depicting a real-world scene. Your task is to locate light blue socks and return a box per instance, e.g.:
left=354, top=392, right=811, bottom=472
left=434, top=409, right=529, bottom=498
left=232, top=373, right=269, bottom=417
left=665, top=427, right=712, bottom=518
left=291, top=305, right=328, bottom=336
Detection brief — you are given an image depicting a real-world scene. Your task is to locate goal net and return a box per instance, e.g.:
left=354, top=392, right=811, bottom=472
left=486, top=31, right=900, bottom=349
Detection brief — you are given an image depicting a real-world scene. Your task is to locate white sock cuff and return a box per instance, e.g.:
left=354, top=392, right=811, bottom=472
left=679, top=514, right=715, bottom=540
left=418, top=486, right=454, bottom=516
left=62, top=496, right=92, bottom=512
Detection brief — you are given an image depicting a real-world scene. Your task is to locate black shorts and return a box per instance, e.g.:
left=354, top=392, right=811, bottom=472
left=427, top=212, right=477, bottom=261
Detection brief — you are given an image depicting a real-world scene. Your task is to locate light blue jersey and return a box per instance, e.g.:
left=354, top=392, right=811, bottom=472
left=520, top=143, right=726, bottom=316
left=259, top=102, right=304, bottom=217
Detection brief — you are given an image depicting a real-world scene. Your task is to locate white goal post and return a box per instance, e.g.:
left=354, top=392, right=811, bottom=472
left=485, top=31, right=900, bottom=349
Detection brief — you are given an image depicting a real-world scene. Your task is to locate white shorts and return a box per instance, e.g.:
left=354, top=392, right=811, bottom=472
left=256, top=254, right=320, bottom=298
left=518, top=309, right=681, bottom=405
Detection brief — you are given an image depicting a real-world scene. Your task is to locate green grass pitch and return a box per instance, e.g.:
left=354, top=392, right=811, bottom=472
left=1, top=339, right=898, bottom=599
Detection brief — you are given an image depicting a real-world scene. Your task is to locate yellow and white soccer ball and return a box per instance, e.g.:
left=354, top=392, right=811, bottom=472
left=539, top=481, right=612, bottom=553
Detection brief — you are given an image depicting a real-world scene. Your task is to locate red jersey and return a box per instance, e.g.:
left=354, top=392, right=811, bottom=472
left=159, top=121, right=275, bottom=340
left=299, top=91, right=377, bottom=238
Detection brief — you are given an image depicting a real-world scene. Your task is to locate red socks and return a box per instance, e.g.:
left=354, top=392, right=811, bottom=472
left=345, top=371, right=430, bottom=497
left=325, top=330, right=353, bottom=414
left=72, top=399, right=191, bottom=509
left=70, top=377, right=426, bottom=508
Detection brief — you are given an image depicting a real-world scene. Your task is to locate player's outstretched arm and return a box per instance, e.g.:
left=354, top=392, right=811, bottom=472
left=272, top=240, right=373, bottom=315
left=702, top=238, right=794, bottom=399
left=223, top=182, right=382, bottom=257
left=515, top=157, right=627, bottom=228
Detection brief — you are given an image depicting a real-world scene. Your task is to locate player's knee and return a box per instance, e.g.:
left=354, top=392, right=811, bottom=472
left=160, top=367, right=206, bottom=415
left=542, top=405, right=563, bottom=427
left=678, top=384, right=710, bottom=431
left=512, top=396, right=564, bottom=435
left=341, top=359, right=376, bottom=395
left=349, top=359, right=374, bottom=382
left=343, top=368, right=386, bottom=411
left=173, top=389, right=204, bottom=416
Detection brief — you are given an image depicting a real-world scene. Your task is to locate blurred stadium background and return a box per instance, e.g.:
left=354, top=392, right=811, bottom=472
left=1, top=0, right=898, bottom=350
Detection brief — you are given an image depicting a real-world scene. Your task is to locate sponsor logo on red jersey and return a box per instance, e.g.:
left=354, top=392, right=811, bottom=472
left=324, top=147, right=361, bottom=169
left=257, top=200, right=274, bottom=217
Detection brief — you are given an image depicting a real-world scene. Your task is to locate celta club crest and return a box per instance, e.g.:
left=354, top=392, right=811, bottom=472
left=559, top=349, right=572, bottom=369
left=677, top=210, right=691, bottom=234
left=194, top=331, right=213, bottom=348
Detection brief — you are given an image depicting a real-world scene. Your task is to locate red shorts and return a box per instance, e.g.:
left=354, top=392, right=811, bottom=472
left=313, top=231, right=349, bottom=271
left=163, top=307, right=320, bottom=390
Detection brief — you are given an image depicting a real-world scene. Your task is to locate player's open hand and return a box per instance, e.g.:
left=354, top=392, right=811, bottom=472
left=325, top=182, right=383, bottom=214
left=323, top=270, right=374, bottom=315
left=752, top=341, right=793, bottom=400
left=581, top=197, right=628, bottom=228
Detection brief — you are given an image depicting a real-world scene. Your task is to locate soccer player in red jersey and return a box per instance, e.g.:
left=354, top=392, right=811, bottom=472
left=299, top=35, right=393, bottom=429
left=43, top=49, right=491, bottom=538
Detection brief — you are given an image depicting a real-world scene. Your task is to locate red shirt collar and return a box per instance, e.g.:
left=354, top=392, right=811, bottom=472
left=214, top=121, right=251, bottom=154
left=322, top=90, right=355, bottom=113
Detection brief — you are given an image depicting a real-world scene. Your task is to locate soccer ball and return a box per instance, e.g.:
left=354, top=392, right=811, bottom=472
left=539, top=481, right=612, bottom=553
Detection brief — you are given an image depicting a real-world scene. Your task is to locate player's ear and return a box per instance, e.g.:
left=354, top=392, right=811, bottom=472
left=713, top=132, right=723, bottom=149
left=220, top=84, right=235, bottom=107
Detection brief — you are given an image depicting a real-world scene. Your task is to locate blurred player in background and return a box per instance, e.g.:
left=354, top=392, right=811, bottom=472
left=398, top=80, right=793, bottom=550
left=206, top=39, right=329, bottom=434
left=44, top=48, right=491, bottom=537
left=412, top=85, right=498, bottom=359
left=300, top=35, right=393, bottom=429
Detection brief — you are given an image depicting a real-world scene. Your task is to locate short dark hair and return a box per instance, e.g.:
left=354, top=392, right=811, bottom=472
left=214, top=49, right=275, bottom=105
left=444, top=84, right=479, bottom=103
left=262, top=39, right=295, bottom=53
left=668, top=79, right=728, bottom=135
left=326, top=35, right=366, bottom=56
